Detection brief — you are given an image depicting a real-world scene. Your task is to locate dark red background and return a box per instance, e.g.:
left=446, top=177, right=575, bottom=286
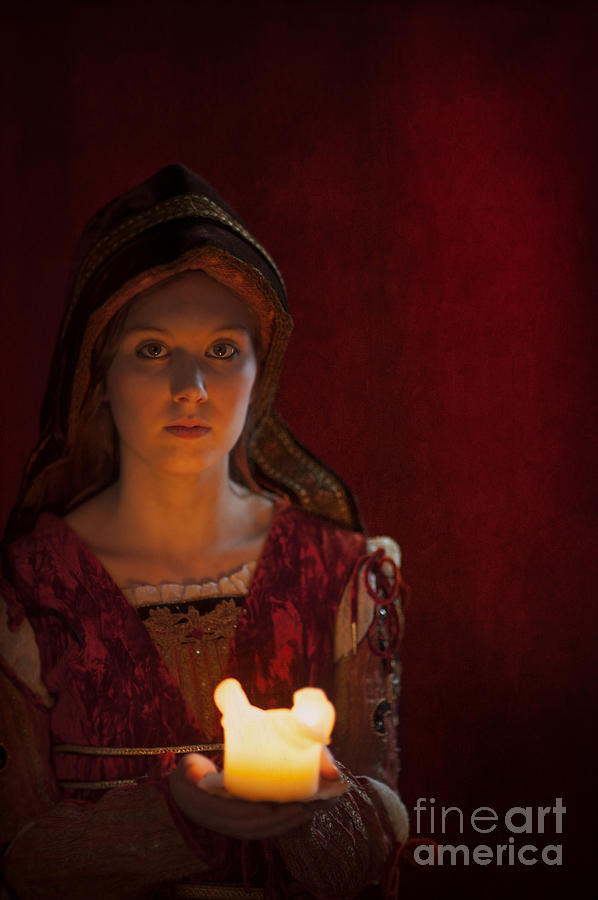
left=1, top=2, right=596, bottom=897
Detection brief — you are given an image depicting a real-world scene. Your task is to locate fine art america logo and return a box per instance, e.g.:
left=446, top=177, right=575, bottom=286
left=413, top=797, right=566, bottom=866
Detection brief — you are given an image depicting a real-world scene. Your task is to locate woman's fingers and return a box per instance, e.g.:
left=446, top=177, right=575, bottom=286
left=179, top=752, right=218, bottom=782
left=319, top=745, right=340, bottom=780
left=179, top=748, right=339, bottom=783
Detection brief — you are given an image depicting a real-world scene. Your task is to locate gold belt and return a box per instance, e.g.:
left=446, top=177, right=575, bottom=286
left=54, top=742, right=223, bottom=790
left=53, top=742, right=223, bottom=756
left=58, top=778, right=144, bottom=790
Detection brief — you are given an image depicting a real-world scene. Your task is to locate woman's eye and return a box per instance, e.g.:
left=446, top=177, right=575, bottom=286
left=137, top=342, right=168, bottom=359
left=207, top=342, right=238, bottom=360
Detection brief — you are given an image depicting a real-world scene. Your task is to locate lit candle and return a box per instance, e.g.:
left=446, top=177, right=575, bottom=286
left=213, top=678, right=336, bottom=802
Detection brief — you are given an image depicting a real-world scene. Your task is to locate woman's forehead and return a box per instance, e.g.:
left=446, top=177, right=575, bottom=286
left=123, top=270, right=258, bottom=333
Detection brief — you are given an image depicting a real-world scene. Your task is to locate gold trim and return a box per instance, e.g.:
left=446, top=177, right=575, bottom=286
left=53, top=742, right=223, bottom=757
left=251, top=410, right=354, bottom=527
left=58, top=778, right=143, bottom=789
left=66, top=193, right=284, bottom=334
left=174, top=886, right=263, bottom=900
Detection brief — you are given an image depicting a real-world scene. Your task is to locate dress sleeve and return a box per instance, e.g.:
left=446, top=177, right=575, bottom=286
left=273, top=538, right=409, bottom=898
left=0, top=594, right=213, bottom=900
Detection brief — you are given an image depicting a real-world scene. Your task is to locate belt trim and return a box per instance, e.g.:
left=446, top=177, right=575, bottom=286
left=53, top=742, right=223, bottom=757
left=59, top=778, right=145, bottom=789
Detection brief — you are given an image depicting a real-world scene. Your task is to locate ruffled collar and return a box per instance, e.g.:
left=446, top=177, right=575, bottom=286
left=120, top=560, right=257, bottom=607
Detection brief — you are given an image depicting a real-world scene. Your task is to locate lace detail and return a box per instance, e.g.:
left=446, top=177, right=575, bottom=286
left=121, top=561, right=257, bottom=608
left=139, top=598, right=246, bottom=740
left=145, top=599, right=242, bottom=653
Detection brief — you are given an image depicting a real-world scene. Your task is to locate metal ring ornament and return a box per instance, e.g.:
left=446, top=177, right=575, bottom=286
left=363, top=549, right=402, bottom=659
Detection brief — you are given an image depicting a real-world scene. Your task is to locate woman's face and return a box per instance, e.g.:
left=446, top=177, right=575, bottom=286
left=105, top=271, right=258, bottom=480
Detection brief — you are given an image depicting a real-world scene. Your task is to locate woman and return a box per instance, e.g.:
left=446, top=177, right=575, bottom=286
left=0, top=164, right=409, bottom=899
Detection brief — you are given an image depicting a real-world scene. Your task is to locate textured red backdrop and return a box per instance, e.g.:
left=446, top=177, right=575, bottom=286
left=1, top=2, right=596, bottom=897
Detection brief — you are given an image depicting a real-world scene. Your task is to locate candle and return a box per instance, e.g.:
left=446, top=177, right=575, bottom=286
left=213, top=678, right=336, bottom=802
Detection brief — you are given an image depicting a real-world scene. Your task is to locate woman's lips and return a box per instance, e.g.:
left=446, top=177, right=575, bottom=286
left=165, top=424, right=211, bottom=440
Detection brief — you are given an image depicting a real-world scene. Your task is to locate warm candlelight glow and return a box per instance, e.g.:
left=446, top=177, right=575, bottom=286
left=214, top=678, right=336, bottom=802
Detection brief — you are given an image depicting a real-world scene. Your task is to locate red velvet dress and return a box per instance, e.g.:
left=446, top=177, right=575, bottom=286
left=0, top=504, right=404, bottom=898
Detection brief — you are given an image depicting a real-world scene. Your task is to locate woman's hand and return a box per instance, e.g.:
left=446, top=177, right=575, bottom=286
left=168, top=747, right=341, bottom=840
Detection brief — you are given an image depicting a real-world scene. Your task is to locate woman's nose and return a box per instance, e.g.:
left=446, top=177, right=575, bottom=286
left=170, top=353, right=208, bottom=403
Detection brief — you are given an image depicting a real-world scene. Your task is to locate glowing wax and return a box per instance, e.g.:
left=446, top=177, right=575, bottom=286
left=213, top=678, right=335, bottom=802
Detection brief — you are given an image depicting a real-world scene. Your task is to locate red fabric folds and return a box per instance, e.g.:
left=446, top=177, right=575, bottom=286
left=3, top=503, right=365, bottom=795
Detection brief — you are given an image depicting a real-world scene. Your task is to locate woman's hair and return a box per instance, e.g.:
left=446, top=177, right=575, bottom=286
left=60, top=300, right=126, bottom=512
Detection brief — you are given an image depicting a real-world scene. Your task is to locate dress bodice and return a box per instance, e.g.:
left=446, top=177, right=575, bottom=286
left=122, top=570, right=256, bottom=742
